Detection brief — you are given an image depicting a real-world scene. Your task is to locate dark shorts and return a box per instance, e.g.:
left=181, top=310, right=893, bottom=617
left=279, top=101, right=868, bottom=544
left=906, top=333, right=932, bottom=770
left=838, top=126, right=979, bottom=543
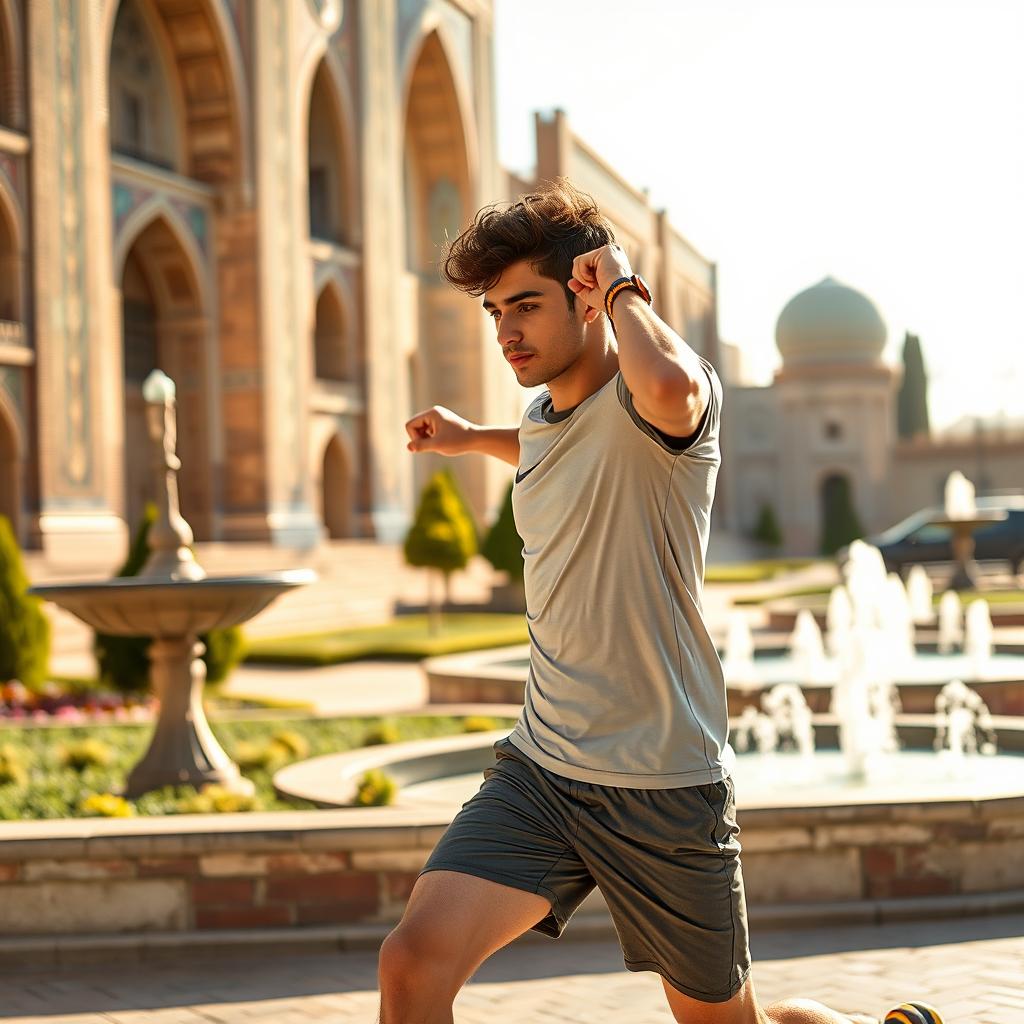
left=419, top=737, right=752, bottom=1004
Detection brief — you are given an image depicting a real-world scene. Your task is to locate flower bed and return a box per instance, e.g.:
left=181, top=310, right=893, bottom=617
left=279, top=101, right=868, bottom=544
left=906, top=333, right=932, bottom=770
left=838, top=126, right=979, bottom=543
left=0, top=714, right=516, bottom=820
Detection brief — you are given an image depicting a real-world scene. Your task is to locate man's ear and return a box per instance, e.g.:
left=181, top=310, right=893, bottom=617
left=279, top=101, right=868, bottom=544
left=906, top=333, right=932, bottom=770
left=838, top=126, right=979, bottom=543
left=583, top=306, right=602, bottom=324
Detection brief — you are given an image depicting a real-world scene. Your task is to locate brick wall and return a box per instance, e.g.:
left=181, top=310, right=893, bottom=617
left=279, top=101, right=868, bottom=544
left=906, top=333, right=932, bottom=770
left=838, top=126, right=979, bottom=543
left=0, top=798, right=1022, bottom=939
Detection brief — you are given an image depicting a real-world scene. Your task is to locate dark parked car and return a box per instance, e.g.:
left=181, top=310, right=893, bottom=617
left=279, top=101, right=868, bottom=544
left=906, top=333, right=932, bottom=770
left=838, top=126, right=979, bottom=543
left=838, top=495, right=1024, bottom=576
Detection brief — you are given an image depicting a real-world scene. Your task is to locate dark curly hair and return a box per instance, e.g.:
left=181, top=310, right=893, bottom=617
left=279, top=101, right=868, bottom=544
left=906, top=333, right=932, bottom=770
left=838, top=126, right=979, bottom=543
left=442, top=178, right=615, bottom=310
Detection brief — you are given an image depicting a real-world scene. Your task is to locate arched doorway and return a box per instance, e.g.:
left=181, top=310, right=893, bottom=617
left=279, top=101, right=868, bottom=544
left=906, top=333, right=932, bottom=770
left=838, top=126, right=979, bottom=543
left=321, top=434, right=352, bottom=539
left=313, top=284, right=349, bottom=382
left=0, top=397, right=18, bottom=537
left=108, top=0, right=179, bottom=169
left=107, top=0, right=244, bottom=185
left=0, top=188, right=18, bottom=323
left=0, top=1, right=23, bottom=131
left=819, top=472, right=862, bottom=555
left=120, top=216, right=209, bottom=537
left=307, top=60, right=350, bottom=245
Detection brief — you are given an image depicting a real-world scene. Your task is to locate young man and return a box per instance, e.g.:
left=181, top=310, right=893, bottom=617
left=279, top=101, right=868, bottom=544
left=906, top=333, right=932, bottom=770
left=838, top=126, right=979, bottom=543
left=380, top=181, right=941, bottom=1024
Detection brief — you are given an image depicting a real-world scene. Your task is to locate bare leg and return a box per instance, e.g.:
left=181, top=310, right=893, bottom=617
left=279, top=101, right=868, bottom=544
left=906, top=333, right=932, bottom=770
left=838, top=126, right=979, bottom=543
left=659, top=976, right=877, bottom=1024
left=377, top=869, right=552, bottom=1024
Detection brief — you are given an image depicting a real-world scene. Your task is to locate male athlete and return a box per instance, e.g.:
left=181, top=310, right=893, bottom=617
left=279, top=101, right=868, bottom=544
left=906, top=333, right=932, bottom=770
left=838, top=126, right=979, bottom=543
left=379, top=181, right=941, bottom=1024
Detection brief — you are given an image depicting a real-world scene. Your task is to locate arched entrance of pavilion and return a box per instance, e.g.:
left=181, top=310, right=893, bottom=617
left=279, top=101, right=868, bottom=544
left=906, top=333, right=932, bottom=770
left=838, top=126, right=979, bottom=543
left=402, top=28, right=483, bottom=514
left=819, top=471, right=862, bottom=556
left=320, top=432, right=354, bottom=540
left=0, top=0, right=25, bottom=131
left=118, top=212, right=211, bottom=538
left=0, top=179, right=19, bottom=323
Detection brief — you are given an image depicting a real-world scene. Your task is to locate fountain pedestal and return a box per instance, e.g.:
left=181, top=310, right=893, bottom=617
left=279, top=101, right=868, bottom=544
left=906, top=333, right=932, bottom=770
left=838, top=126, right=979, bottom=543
left=126, top=637, right=249, bottom=798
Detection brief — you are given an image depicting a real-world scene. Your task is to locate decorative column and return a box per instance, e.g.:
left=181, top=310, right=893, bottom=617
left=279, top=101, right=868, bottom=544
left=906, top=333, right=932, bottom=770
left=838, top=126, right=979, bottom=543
left=28, top=0, right=125, bottom=567
left=358, top=0, right=411, bottom=542
left=251, top=0, right=320, bottom=547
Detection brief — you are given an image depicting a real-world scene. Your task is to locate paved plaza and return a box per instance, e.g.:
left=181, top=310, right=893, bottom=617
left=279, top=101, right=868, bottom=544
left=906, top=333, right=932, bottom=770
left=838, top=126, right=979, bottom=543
left=2, top=914, right=1022, bottom=1023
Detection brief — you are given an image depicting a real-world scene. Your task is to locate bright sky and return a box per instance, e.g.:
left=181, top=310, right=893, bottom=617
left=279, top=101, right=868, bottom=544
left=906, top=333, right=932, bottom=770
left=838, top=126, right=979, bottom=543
left=493, top=0, right=1024, bottom=431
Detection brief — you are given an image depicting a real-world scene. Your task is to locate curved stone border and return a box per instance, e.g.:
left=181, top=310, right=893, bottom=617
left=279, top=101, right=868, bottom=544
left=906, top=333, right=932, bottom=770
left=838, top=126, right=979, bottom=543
left=423, top=644, right=529, bottom=704
left=273, top=730, right=509, bottom=808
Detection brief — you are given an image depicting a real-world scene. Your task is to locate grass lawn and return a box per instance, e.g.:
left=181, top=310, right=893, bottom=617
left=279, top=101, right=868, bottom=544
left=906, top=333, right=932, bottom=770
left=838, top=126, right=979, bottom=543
left=0, top=712, right=517, bottom=820
left=244, top=612, right=529, bottom=666
left=704, top=559, right=820, bottom=584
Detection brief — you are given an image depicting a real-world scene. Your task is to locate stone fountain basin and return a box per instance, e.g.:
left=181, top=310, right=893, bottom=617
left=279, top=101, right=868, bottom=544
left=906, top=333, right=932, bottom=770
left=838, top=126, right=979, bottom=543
left=29, top=570, right=316, bottom=636
left=274, top=726, right=1024, bottom=811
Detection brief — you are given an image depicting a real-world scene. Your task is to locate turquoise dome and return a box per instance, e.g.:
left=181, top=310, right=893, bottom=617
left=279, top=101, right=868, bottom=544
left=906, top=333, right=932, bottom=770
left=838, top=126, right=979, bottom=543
left=776, top=276, right=887, bottom=366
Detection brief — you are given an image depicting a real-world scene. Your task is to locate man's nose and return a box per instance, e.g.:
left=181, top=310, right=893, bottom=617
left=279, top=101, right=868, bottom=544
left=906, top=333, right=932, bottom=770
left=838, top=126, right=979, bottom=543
left=497, top=320, right=522, bottom=347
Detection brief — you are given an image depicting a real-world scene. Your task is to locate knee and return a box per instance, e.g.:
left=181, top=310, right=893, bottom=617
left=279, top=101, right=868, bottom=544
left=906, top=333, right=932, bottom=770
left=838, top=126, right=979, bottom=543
left=378, top=924, right=457, bottom=998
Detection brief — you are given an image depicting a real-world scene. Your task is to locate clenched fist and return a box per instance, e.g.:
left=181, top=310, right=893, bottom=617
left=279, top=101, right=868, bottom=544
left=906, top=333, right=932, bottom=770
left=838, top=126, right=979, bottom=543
left=567, top=244, right=633, bottom=312
left=405, top=405, right=475, bottom=456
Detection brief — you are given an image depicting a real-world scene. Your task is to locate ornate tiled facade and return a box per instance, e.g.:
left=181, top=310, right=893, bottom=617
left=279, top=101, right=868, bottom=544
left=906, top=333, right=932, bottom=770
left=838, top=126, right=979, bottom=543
left=0, top=0, right=721, bottom=568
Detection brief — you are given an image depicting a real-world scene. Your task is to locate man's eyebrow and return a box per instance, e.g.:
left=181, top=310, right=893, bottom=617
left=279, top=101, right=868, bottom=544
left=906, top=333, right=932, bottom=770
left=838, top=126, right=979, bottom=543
left=481, top=290, right=544, bottom=311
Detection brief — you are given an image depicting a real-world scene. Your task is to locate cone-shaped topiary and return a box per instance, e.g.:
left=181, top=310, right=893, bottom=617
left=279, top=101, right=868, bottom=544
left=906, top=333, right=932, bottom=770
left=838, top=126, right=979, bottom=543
left=95, top=503, right=245, bottom=693
left=481, top=481, right=524, bottom=583
left=404, top=469, right=478, bottom=633
left=819, top=475, right=863, bottom=555
left=0, top=515, right=51, bottom=690
left=752, top=501, right=783, bottom=549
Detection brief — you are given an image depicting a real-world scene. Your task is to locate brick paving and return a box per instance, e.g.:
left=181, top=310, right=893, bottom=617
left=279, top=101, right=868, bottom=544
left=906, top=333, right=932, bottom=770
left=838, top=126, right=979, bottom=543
left=2, top=914, right=1022, bottom=1023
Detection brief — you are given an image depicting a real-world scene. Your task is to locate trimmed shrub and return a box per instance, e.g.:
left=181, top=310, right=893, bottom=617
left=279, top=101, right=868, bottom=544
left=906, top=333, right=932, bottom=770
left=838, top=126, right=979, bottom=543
left=403, top=469, right=478, bottom=630
left=58, top=738, right=114, bottom=772
left=79, top=793, right=134, bottom=818
left=203, top=626, right=247, bottom=685
left=0, top=744, right=28, bottom=787
left=270, top=729, right=310, bottom=761
left=354, top=769, right=397, bottom=806
left=176, top=784, right=259, bottom=814
left=820, top=476, right=864, bottom=555
left=233, top=740, right=283, bottom=771
left=362, top=723, right=401, bottom=746
left=463, top=715, right=499, bottom=733
left=481, top=481, right=524, bottom=583
left=752, top=501, right=783, bottom=548
left=95, top=504, right=245, bottom=693
left=0, top=515, right=51, bottom=691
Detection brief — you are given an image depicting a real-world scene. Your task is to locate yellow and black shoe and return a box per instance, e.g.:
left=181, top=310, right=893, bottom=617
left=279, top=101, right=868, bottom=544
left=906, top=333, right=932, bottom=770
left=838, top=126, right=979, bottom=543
left=884, top=1003, right=944, bottom=1024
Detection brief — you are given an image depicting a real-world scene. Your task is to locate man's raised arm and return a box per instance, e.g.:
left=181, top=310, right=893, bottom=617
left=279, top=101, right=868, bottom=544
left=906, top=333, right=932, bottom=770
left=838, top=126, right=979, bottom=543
left=405, top=406, right=520, bottom=467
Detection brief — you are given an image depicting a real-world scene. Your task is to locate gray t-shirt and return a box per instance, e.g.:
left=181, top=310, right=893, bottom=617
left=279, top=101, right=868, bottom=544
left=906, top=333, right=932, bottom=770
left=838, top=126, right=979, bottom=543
left=507, top=357, right=733, bottom=788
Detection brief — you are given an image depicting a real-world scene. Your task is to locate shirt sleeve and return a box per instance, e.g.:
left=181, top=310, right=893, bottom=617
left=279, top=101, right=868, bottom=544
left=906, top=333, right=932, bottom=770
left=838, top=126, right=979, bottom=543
left=616, top=357, right=723, bottom=461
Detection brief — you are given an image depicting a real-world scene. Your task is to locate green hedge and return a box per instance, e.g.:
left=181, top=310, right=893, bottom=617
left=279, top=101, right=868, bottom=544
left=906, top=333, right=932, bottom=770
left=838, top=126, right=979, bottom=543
left=0, top=515, right=50, bottom=690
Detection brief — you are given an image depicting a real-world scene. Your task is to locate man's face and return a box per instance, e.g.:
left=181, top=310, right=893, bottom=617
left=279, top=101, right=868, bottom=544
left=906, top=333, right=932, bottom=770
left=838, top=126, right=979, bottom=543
left=482, top=260, right=591, bottom=389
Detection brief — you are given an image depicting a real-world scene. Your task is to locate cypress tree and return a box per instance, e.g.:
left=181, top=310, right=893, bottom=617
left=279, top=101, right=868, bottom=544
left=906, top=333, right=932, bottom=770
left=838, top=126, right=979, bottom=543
left=481, top=481, right=524, bottom=584
left=897, top=332, right=931, bottom=439
left=0, top=515, right=51, bottom=690
left=403, top=469, right=478, bottom=634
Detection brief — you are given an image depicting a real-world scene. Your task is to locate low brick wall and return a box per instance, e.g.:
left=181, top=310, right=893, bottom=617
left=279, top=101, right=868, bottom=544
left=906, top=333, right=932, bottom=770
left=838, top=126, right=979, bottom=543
left=1, top=794, right=1022, bottom=943
left=0, top=811, right=446, bottom=937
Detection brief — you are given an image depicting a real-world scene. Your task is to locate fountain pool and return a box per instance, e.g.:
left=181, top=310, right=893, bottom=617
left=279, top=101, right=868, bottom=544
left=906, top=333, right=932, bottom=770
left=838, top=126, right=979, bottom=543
left=397, top=747, right=1024, bottom=810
